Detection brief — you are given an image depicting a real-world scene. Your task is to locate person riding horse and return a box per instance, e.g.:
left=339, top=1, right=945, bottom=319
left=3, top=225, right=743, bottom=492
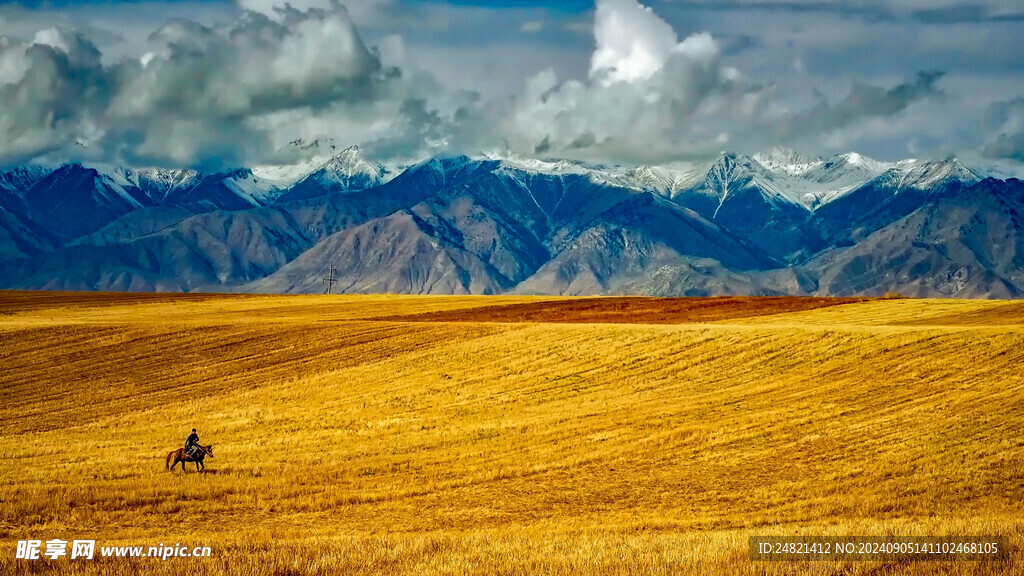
left=185, top=428, right=200, bottom=458
left=167, top=438, right=213, bottom=473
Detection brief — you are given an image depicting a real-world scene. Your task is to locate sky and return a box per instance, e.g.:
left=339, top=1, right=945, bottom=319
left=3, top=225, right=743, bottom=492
left=0, top=0, right=1022, bottom=171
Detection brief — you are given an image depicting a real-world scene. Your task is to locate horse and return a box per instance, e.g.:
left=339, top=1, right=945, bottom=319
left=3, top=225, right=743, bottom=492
left=166, top=445, right=214, bottom=473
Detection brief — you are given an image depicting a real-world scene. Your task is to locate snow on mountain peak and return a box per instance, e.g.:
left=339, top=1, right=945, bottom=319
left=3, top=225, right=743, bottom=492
left=894, top=157, right=980, bottom=189
left=323, top=145, right=366, bottom=169
left=612, top=163, right=701, bottom=196
left=316, top=145, right=387, bottom=181
left=753, top=147, right=822, bottom=176
left=4, top=146, right=994, bottom=217
left=0, top=163, right=57, bottom=192
left=243, top=138, right=349, bottom=193
left=483, top=152, right=592, bottom=176
left=829, top=151, right=891, bottom=174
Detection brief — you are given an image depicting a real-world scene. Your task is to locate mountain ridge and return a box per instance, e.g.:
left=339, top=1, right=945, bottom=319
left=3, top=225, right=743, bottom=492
left=0, top=149, right=1019, bottom=298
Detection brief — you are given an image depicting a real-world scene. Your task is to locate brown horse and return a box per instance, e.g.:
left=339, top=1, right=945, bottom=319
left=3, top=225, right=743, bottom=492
left=166, top=445, right=213, bottom=472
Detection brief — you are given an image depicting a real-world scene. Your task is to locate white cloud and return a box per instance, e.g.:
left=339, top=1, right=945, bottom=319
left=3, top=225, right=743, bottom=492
left=236, top=0, right=394, bottom=26
left=981, top=97, right=1024, bottom=161
left=0, top=0, right=1017, bottom=168
left=0, top=1, right=444, bottom=168
left=479, top=0, right=763, bottom=163
left=0, top=28, right=107, bottom=164
left=444, top=0, right=955, bottom=164
left=590, top=0, right=681, bottom=84
left=105, top=4, right=406, bottom=167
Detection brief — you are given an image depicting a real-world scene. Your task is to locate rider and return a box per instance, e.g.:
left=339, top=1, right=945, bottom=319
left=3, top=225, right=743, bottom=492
left=184, top=428, right=200, bottom=457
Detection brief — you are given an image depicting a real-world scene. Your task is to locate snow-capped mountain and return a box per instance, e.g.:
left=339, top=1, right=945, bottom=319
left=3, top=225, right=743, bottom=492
left=0, top=163, right=154, bottom=242
left=752, top=147, right=823, bottom=175
left=128, top=168, right=204, bottom=202
left=277, top=145, right=392, bottom=203
left=804, top=156, right=983, bottom=245
left=0, top=141, right=399, bottom=246
left=753, top=150, right=902, bottom=207
left=87, top=139, right=396, bottom=209
left=0, top=163, right=56, bottom=193
left=584, top=148, right=978, bottom=213
left=475, top=148, right=983, bottom=216
left=889, top=157, right=980, bottom=190
left=0, top=147, right=1017, bottom=298
left=214, top=141, right=395, bottom=205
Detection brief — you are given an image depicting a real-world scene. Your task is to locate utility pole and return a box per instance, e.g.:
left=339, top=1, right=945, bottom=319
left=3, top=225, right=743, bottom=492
left=322, top=265, right=338, bottom=295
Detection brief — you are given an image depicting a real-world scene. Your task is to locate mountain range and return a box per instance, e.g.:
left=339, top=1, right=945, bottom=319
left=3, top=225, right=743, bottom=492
left=1, top=140, right=1021, bottom=298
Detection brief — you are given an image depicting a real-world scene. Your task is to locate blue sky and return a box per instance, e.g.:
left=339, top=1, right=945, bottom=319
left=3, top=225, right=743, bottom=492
left=0, top=0, right=1022, bottom=170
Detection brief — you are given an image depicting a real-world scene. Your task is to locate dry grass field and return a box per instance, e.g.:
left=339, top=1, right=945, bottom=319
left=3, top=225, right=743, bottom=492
left=1, top=291, right=1023, bottom=575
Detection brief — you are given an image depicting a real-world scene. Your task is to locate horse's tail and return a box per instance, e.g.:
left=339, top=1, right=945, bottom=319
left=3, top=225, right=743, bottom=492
left=166, top=450, right=175, bottom=470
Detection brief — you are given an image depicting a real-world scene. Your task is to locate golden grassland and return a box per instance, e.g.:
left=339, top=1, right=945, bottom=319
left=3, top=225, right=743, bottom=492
left=1, top=291, right=1022, bottom=575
